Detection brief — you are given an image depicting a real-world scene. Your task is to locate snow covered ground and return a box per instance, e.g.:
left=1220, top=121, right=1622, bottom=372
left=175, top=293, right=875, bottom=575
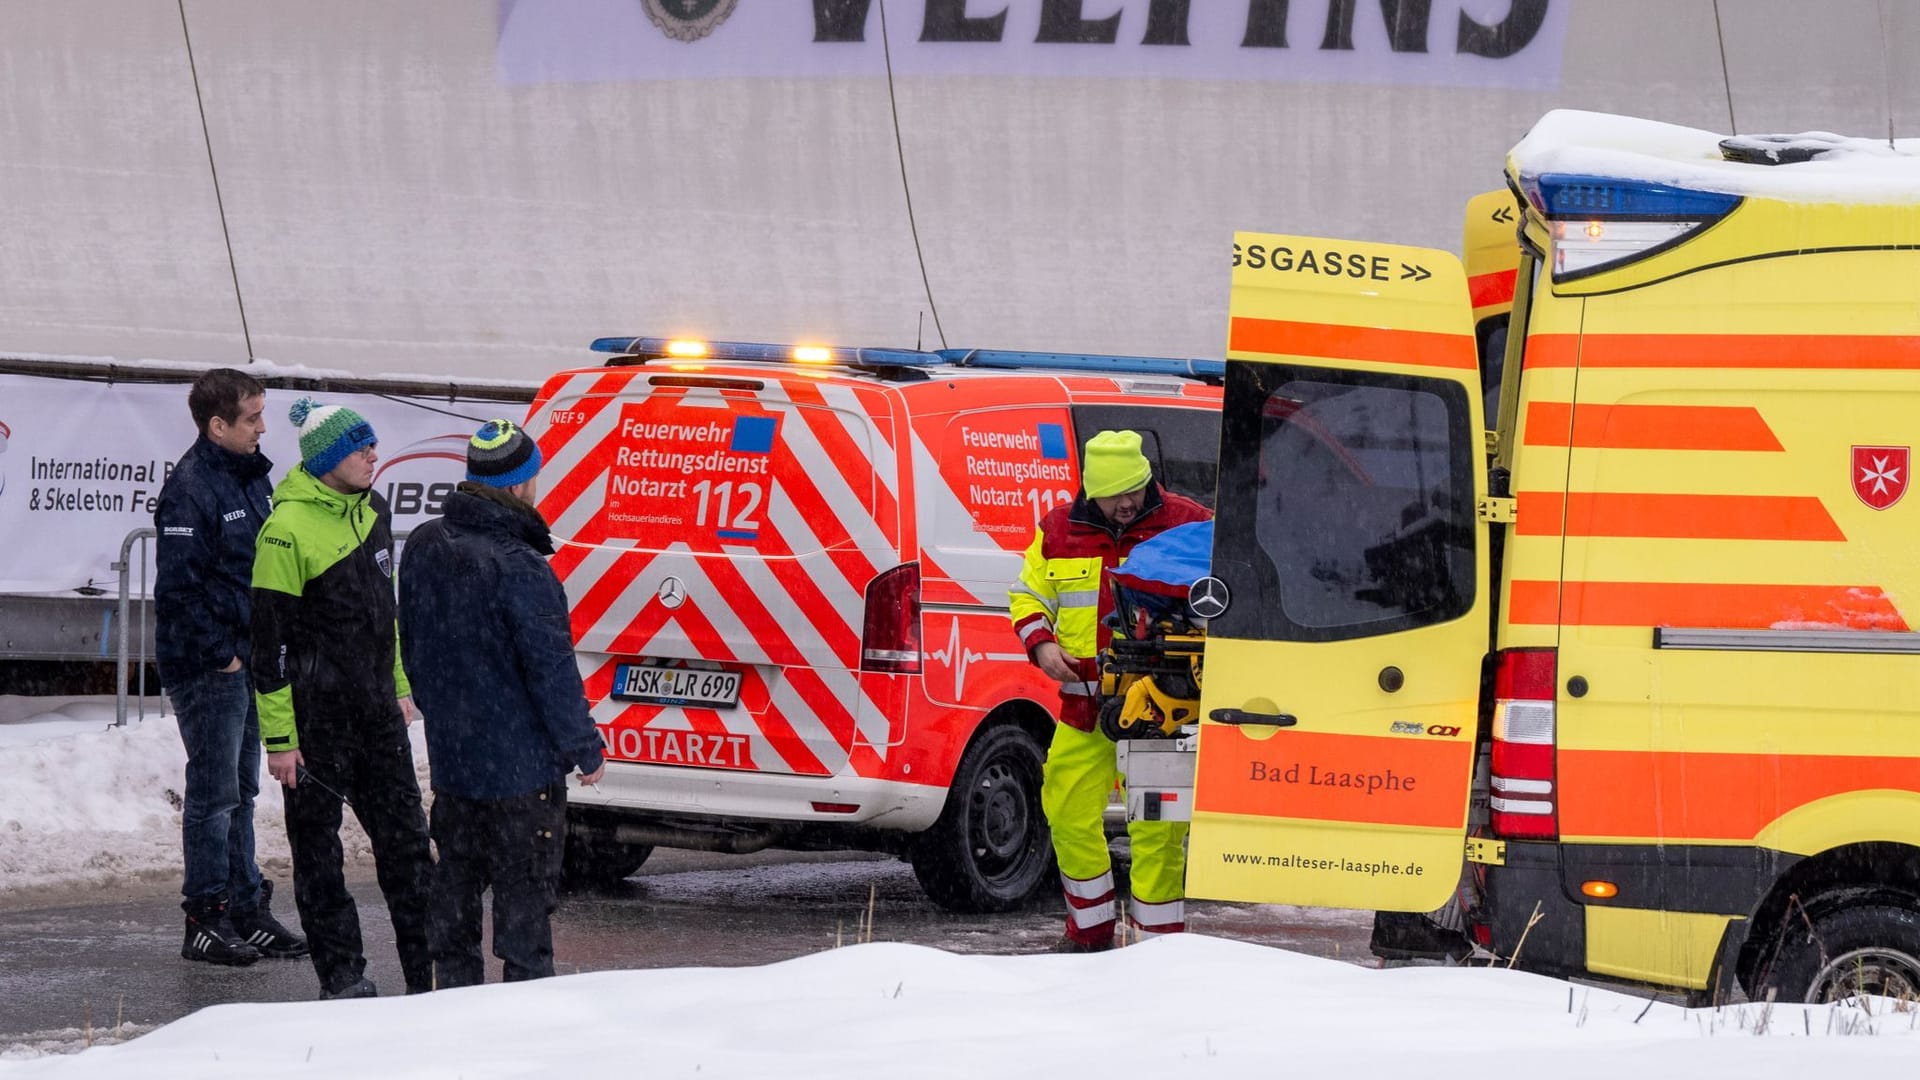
left=1, top=935, right=1915, bottom=1079
left=1, top=703, right=1916, bottom=1076
left=0, top=699, right=423, bottom=902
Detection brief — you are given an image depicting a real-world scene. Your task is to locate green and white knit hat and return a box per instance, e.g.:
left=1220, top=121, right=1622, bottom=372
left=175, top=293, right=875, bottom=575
left=288, top=397, right=377, bottom=477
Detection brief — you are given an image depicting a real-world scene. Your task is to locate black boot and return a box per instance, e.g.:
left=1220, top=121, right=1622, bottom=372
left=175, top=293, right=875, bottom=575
left=319, top=975, right=378, bottom=1000
left=231, top=879, right=309, bottom=959
left=1049, top=935, right=1115, bottom=954
left=182, top=894, right=262, bottom=967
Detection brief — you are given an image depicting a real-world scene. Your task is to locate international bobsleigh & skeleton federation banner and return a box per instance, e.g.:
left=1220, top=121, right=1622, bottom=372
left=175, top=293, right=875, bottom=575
left=0, top=372, right=535, bottom=596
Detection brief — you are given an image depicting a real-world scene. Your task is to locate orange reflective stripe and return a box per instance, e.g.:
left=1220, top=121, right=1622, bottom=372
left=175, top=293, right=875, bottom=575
left=1527, top=333, right=1920, bottom=369
left=1559, top=748, right=1920, bottom=841
left=1227, top=317, right=1477, bottom=371
left=1468, top=268, right=1517, bottom=309
left=1516, top=492, right=1844, bottom=541
left=1192, top=728, right=1471, bottom=829
left=1523, top=402, right=1783, bottom=451
left=1506, top=579, right=1560, bottom=625
left=1507, top=579, right=1909, bottom=630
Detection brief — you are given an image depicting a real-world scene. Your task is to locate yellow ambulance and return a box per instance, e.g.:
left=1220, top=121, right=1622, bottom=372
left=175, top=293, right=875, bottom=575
left=1185, top=110, right=1920, bottom=1003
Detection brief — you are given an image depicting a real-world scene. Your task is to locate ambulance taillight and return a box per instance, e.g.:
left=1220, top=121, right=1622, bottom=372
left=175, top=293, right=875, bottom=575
left=1490, top=648, right=1558, bottom=840
left=860, top=562, right=922, bottom=674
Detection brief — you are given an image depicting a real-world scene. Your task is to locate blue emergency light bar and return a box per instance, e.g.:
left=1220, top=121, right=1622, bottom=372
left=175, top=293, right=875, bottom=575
left=1523, top=173, right=1744, bottom=220
left=590, top=336, right=945, bottom=369
left=583, top=336, right=1221, bottom=378
left=590, top=336, right=1224, bottom=380
left=939, top=349, right=1224, bottom=379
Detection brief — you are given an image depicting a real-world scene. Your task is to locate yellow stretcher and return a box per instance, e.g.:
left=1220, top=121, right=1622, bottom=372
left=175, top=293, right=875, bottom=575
left=1096, top=576, right=1205, bottom=741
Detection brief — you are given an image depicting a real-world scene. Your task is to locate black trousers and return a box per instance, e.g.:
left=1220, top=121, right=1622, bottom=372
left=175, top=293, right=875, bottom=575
left=428, top=782, right=567, bottom=987
left=283, top=721, right=435, bottom=995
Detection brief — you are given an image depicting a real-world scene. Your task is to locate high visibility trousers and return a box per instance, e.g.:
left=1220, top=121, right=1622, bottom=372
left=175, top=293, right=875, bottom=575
left=1040, top=720, right=1188, bottom=945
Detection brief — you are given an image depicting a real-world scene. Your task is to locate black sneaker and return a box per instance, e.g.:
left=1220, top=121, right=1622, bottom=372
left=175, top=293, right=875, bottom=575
left=181, top=895, right=262, bottom=967
left=319, top=976, right=378, bottom=1000
left=232, top=880, right=308, bottom=959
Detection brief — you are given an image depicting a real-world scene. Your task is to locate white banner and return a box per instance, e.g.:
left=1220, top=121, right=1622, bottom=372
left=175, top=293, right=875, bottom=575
left=0, top=374, right=537, bottom=596
left=498, top=0, right=1569, bottom=89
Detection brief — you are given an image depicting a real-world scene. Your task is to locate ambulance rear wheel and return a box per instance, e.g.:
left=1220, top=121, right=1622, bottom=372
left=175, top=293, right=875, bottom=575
left=560, top=827, right=654, bottom=891
left=909, top=724, right=1054, bottom=914
left=1759, top=903, right=1920, bottom=1003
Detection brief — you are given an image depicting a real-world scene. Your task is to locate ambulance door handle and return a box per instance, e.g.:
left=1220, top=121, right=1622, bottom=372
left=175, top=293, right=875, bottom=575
left=1209, top=708, right=1298, bottom=728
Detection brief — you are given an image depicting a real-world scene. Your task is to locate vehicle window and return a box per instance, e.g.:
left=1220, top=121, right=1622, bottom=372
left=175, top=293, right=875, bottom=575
left=1070, top=404, right=1220, bottom=508
left=1477, top=315, right=1508, bottom=426
left=1212, top=362, right=1475, bottom=643
left=583, top=395, right=877, bottom=554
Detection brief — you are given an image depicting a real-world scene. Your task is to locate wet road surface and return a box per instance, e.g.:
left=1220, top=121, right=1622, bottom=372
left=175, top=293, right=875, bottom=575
left=0, top=850, right=1374, bottom=1053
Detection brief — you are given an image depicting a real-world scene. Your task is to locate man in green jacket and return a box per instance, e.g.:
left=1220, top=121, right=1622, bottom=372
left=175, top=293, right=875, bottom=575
left=250, top=398, right=433, bottom=1000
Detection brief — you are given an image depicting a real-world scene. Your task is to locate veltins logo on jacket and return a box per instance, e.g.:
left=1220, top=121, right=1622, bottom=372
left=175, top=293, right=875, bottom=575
left=644, top=0, right=737, bottom=42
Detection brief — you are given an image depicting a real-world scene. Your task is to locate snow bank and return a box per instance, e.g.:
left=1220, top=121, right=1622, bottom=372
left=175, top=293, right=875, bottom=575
left=1, top=935, right=1914, bottom=1079
left=0, top=703, right=430, bottom=898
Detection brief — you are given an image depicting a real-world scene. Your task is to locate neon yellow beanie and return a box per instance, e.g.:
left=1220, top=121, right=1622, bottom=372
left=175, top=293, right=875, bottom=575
left=1082, top=430, right=1152, bottom=499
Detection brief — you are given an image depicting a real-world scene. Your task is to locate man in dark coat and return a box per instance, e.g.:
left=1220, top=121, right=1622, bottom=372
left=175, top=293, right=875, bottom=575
left=154, top=368, right=305, bottom=966
left=399, top=419, right=606, bottom=986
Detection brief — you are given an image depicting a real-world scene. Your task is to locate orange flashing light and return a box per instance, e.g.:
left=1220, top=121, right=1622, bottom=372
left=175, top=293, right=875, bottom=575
left=1581, top=880, right=1618, bottom=899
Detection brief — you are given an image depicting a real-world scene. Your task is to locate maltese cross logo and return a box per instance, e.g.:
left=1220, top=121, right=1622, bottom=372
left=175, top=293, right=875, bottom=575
left=1852, top=445, right=1909, bottom=511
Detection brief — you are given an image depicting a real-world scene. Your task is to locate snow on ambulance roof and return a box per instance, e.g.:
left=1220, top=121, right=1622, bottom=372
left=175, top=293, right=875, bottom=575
left=1509, top=109, right=1920, bottom=205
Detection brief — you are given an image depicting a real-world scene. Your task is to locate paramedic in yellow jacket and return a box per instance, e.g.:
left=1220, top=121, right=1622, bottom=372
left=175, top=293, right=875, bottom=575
left=1010, top=431, right=1212, bottom=952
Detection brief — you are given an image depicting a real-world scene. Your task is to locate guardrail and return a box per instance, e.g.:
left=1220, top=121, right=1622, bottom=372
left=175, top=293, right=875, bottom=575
left=112, top=526, right=413, bottom=727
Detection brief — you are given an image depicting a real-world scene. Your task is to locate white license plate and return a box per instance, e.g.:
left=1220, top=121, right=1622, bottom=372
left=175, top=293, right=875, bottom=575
left=611, top=663, right=742, bottom=708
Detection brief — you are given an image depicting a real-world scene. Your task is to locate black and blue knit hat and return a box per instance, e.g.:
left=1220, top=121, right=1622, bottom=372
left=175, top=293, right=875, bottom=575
left=466, top=419, right=541, bottom=488
left=289, top=397, right=377, bottom=477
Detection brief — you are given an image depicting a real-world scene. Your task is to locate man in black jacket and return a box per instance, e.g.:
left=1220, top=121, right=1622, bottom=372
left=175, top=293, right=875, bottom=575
left=155, top=368, right=306, bottom=966
left=399, top=419, right=606, bottom=986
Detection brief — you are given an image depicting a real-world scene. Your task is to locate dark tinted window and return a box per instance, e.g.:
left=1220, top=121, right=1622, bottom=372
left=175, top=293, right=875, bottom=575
left=1212, top=362, right=1475, bottom=643
left=1477, top=315, right=1508, bottom=426
left=1071, top=403, right=1220, bottom=508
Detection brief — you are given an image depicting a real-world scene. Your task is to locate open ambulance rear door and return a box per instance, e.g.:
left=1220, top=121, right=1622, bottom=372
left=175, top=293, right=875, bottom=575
left=1186, top=234, right=1490, bottom=912
left=1462, top=189, right=1525, bottom=429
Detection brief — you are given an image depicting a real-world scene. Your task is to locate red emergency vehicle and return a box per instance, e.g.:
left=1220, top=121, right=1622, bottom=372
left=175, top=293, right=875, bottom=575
left=523, top=337, right=1221, bottom=911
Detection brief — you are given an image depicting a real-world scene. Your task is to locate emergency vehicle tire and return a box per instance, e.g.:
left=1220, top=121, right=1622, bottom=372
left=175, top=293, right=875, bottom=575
left=1760, top=903, right=1920, bottom=1003
left=560, top=828, right=654, bottom=891
left=908, top=724, right=1054, bottom=914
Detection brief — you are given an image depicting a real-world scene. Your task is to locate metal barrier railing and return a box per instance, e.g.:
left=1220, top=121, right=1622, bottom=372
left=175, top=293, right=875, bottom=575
left=113, top=528, right=157, bottom=727
left=112, top=526, right=412, bottom=727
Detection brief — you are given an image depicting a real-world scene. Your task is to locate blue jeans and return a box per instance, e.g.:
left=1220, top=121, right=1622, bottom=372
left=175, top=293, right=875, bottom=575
left=173, top=668, right=263, bottom=911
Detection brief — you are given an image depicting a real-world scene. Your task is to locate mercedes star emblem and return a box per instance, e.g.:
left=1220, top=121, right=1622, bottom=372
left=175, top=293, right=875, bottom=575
left=1188, top=576, right=1230, bottom=620
left=657, top=576, right=687, bottom=610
